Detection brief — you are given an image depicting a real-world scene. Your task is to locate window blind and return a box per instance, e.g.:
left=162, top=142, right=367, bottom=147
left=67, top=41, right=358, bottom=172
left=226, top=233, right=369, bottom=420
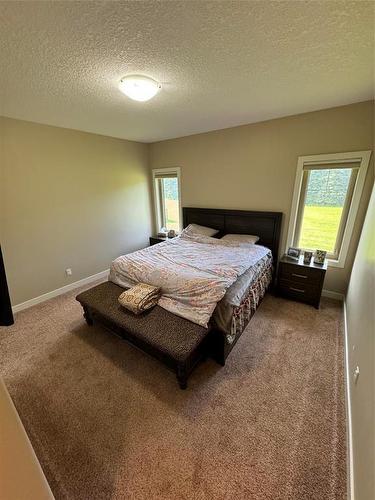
left=154, top=172, right=178, bottom=179
left=302, top=161, right=360, bottom=171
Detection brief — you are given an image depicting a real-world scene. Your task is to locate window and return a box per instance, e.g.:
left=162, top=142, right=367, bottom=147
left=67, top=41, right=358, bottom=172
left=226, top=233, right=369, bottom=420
left=287, top=151, right=371, bottom=267
left=152, top=167, right=182, bottom=232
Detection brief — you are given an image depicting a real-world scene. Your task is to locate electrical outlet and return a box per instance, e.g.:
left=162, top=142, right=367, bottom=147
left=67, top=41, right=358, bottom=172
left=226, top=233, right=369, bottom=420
left=353, top=366, right=360, bottom=384
left=65, top=268, right=72, bottom=276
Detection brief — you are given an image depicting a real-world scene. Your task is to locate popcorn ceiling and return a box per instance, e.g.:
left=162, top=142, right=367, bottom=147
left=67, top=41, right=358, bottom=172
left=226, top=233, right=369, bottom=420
left=0, top=1, right=373, bottom=142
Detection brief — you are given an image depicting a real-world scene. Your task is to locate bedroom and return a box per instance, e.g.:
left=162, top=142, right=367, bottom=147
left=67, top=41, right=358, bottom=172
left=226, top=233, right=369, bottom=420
left=0, top=1, right=374, bottom=500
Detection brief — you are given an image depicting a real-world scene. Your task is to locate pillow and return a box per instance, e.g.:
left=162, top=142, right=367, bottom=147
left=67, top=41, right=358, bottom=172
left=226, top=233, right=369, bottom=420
left=182, top=223, right=219, bottom=237
left=180, top=232, right=233, bottom=246
left=221, top=234, right=259, bottom=245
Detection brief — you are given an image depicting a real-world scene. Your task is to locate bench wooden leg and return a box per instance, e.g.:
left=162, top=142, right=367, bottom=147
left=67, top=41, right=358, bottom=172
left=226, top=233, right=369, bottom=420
left=83, top=306, right=93, bottom=326
left=176, top=365, right=187, bottom=390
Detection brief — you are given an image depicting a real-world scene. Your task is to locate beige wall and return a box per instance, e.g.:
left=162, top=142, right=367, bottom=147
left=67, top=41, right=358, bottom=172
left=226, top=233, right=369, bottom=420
left=149, top=101, right=374, bottom=294
left=1, top=102, right=373, bottom=304
left=0, top=117, right=152, bottom=305
left=346, top=181, right=374, bottom=500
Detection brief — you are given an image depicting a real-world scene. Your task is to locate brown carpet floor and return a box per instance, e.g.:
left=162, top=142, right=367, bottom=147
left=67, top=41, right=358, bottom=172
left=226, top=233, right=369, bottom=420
left=0, top=286, right=346, bottom=500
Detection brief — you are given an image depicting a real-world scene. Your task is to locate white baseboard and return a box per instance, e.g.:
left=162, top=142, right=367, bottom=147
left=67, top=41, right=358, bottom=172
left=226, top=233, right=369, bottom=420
left=343, top=299, right=354, bottom=500
left=322, top=289, right=345, bottom=301
left=12, top=269, right=109, bottom=314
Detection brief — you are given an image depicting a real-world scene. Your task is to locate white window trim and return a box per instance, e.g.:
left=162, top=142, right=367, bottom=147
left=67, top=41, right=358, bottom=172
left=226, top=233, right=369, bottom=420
left=152, top=167, right=182, bottom=232
left=286, top=151, right=372, bottom=268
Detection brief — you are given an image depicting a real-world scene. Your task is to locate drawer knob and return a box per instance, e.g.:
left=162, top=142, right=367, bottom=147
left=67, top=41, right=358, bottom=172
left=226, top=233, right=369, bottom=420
left=291, top=273, right=307, bottom=279
left=289, top=286, right=305, bottom=293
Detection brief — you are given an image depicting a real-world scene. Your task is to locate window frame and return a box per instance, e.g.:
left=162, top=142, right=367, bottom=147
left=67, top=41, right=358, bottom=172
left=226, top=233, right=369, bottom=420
left=286, top=151, right=371, bottom=268
left=152, top=167, right=182, bottom=233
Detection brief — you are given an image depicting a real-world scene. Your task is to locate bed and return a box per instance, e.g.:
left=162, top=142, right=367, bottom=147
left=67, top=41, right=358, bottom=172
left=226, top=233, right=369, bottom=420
left=181, top=208, right=282, bottom=364
left=77, top=208, right=282, bottom=388
left=110, top=208, right=282, bottom=360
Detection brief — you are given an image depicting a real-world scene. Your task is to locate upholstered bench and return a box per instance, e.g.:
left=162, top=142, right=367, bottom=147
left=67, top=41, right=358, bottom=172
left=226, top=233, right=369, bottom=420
left=76, top=282, right=211, bottom=389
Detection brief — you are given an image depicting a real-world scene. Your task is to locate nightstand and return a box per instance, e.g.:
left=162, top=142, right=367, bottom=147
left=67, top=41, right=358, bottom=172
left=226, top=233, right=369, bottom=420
left=149, top=236, right=174, bottom=246
left=277, top=255, right=327, bottom=309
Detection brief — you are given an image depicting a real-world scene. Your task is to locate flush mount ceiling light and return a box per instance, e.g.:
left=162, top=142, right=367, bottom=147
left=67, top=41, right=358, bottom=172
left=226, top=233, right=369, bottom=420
left=118, top=75, right=161, bottom=102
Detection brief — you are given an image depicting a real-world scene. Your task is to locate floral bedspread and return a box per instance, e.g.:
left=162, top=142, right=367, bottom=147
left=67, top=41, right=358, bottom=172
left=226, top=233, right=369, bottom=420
left=109, top=234, right=271, bottom=327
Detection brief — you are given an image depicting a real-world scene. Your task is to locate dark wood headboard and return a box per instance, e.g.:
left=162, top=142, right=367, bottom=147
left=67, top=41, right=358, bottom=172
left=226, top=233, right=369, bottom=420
left=183, top=207, right=283, bottom=263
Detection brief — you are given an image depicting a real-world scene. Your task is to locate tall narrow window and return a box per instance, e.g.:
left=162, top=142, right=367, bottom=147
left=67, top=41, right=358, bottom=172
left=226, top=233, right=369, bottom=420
left=152, top=168, right=181, bottom=232
left=287, top=151, right=371, bottom=267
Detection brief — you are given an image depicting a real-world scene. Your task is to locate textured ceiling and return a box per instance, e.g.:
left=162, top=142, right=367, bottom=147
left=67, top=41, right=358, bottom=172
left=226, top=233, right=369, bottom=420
left=0, top=1, right=374, bottom=143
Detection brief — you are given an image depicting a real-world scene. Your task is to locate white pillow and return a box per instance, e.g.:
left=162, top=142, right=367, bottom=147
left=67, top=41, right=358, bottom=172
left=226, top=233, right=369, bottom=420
left=180, top=232, right=233, bottom=246
left=221, top=234, right=259, bottom=245
left=183, top=223, right=219, bottom=237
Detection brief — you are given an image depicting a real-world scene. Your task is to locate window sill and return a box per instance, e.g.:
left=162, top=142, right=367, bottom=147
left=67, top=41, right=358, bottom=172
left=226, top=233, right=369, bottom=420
left=327, top=258, right=345, bottom=269
left=284, top=247, right=346, bottom=269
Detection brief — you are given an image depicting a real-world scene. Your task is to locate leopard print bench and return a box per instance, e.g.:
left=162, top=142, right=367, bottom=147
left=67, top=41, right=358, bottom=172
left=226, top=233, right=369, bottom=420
left=76, top=281, right=212, bottom=389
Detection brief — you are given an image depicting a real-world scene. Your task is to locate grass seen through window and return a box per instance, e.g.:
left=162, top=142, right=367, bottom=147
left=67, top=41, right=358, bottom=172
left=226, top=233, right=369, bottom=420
left=299, top=205, right=343, bottom=253
left=165, top=199, right=179, bottom=231
left=296, top=168, right=352, bottom=255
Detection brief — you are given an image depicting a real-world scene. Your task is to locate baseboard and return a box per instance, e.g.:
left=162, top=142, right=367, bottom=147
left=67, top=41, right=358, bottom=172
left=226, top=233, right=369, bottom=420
left=343, top=299, right=355, bottom=500
left=12, top=269, right=109, bottom=313
left=322, top=289, right=345, bottom=301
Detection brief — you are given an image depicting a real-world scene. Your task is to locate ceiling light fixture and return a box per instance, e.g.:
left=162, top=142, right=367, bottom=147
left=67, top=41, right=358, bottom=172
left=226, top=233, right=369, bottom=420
left=118, top=75, right=161, bottom=102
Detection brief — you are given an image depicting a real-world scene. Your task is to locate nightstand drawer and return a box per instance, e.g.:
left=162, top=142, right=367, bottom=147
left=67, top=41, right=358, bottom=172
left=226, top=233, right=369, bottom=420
left=278, top=279, right=320, bottom=303
left=279, top=262, right=322, bottom=285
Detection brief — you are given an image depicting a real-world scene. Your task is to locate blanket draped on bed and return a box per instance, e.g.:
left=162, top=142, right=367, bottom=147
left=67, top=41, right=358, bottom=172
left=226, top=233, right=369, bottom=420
left=109, top=234, right=271, bottom=328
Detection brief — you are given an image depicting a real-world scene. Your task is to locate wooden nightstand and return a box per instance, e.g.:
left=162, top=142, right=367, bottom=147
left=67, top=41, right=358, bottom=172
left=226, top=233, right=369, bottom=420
left=149, top=236, right=175, bottom=246
left=277, top=255, right=327, bottom=309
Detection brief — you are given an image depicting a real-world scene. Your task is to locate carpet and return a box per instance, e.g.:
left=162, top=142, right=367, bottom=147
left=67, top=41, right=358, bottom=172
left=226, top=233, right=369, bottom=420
left=0, top=287, right=346, bottom=499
